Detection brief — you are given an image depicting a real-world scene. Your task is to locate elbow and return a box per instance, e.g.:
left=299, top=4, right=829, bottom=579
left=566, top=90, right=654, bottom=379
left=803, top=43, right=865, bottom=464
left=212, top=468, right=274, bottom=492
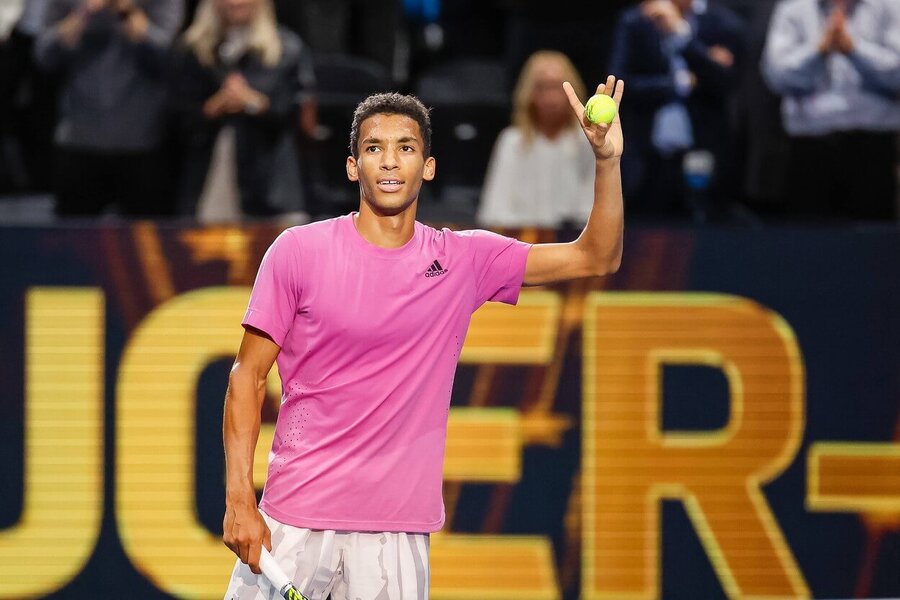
left=606, top=255, right=623, bottom=275
left=588, top=252, right=623, bottom=277
left=228, top=361, right=266, bottom=397
left=577, top=239, right=623, bottom=278
left=761, top=60, right=792, bottom=95
left=760, top=68, right=785, bottom=95
left=596, top=256, right=623, bottom=277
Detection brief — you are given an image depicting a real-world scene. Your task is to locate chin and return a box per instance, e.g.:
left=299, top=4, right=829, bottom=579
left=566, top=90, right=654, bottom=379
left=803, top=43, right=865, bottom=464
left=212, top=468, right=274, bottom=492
left=362, top=186, right=420, bottom=215
left=365, top=196, right=417, bottom=217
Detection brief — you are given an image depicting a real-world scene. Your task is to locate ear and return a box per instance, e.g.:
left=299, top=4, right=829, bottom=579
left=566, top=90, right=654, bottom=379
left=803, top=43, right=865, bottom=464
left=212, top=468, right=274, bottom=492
left=346, top=156, right=358, bottom=182
left=423, top=156, right=436, bottom=182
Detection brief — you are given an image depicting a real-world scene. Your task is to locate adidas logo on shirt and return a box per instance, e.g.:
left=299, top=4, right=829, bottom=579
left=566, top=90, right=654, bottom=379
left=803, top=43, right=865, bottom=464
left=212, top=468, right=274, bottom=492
left=425, top=260, right=448, bottom=278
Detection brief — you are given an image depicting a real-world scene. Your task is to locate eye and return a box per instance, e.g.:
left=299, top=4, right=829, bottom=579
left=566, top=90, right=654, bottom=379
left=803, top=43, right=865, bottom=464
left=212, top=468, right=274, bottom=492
left=365, top=146, right=380, bottom=153
left=401, top=145, right=414, bottom=152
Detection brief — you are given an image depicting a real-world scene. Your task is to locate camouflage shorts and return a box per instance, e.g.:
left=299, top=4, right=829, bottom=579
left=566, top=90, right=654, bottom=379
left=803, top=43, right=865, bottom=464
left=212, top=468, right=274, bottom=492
left=224, top=510, right=430, bottom=600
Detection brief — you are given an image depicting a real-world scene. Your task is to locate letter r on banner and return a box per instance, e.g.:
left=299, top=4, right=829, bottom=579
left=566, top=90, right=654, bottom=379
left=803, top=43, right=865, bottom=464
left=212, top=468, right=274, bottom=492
left=581, top=293, right=809, bottom=600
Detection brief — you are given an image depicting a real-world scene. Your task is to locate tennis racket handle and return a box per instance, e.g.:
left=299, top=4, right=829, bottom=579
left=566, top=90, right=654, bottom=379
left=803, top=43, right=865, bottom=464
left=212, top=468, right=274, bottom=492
left=259, top=547, right=309, bottom=600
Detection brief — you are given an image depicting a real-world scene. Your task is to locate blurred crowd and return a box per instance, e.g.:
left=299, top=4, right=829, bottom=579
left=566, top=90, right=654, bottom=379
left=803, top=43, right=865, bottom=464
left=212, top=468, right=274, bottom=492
left=0, top=0, right=898, bottom=224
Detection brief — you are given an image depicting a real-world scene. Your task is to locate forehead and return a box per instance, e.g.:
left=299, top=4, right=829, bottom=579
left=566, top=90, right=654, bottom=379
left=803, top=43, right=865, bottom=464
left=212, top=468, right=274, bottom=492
left=358, top=113, right=423, bottom=142
left=534, top=60, right=567, bottom=82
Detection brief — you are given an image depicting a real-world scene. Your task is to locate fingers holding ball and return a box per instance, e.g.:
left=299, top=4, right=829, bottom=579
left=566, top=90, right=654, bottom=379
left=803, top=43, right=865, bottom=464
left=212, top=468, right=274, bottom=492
left=585, top=94, right=617, bottom=125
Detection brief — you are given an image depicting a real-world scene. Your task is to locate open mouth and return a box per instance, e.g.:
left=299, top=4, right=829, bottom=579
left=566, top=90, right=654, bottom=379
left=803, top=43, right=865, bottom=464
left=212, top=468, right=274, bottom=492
left=376, top=179, right=404, bottom=193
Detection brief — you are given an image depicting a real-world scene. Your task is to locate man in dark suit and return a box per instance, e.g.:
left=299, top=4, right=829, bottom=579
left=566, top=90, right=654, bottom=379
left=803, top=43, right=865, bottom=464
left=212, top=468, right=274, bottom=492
left=609, top=0, right=744, bottom=220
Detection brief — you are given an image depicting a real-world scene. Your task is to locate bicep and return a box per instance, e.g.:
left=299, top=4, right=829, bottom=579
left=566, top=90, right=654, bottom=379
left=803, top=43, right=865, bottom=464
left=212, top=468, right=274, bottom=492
left=524, top=243, right=594, bottom=286
left=233, top=326, right=281, bottom=386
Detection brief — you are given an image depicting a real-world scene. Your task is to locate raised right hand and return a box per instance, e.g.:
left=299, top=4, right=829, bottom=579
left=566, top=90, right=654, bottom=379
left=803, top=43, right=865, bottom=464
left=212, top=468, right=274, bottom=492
left=223, top=498, right=272, bottom=575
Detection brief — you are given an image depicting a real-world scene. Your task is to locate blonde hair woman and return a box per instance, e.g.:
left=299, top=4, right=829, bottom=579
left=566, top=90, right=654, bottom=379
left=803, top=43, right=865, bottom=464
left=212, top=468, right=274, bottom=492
left=183, top=0, right=281, bottom=68
left=172, top=0, right=316, bottom=220
left=477, top=51, right=596, bottom=228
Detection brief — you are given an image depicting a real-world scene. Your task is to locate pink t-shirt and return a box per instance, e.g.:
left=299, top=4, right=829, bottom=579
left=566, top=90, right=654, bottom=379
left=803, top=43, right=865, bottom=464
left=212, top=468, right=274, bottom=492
left=243, top=214, right=531, bottom=533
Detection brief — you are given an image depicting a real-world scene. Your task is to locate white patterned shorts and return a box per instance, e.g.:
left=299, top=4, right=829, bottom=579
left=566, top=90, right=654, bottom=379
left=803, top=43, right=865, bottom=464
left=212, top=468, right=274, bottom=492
left=224, top=510, right=430, bottom=600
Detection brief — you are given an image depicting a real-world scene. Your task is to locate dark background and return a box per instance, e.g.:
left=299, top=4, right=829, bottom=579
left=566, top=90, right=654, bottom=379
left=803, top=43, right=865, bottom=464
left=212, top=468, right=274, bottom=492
left=0, top=223, right=898, bottom=599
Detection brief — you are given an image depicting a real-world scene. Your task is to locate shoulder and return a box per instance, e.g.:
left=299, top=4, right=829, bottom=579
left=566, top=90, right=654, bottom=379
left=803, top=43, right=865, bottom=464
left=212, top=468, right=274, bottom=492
left=493, top=127, right=526, bottom=151
left=496, top=126, right=522, bottom=143
left=704, top=3, right=747, bottom=30
left=440, top=227, right=521, bottom=251
left=263, top=217, right=342, bottom=259
left=261, top=218, right=342, bottom=272
left=283, top=215, right=345, bottom=247
left=276, top=26, right=306, bottom=60
left=618, top=6, right=646, bottom=26
left=874, top=0, right=900, bottom=18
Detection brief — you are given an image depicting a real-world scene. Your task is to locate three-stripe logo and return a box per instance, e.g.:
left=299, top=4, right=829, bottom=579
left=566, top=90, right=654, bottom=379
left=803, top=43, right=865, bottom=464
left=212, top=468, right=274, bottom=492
left=425, top=259, right=448, bottom=278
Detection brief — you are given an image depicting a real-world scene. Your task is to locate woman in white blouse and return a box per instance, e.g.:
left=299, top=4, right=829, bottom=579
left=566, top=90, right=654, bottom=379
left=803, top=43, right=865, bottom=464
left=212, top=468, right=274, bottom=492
left=477, top=50, right=596, bottom=229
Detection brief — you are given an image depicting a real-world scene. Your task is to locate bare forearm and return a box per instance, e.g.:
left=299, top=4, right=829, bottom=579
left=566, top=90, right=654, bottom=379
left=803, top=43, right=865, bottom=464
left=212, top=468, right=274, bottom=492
left=523, top=76, right=625, bottom=286
left=576, top=158, right=624, bottom=273
left=223, top=369, right=265, bottom=503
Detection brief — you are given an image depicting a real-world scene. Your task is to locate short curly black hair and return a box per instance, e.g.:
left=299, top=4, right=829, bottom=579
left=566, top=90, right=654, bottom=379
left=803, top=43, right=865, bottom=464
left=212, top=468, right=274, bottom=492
left=349, top=93, right=432, bottom=159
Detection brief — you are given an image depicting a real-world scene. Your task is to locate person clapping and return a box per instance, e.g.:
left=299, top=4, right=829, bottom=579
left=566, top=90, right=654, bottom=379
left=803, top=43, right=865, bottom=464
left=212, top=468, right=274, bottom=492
left=172, top=0, right=315, bottom=222
left=35, top=0, right=183, bottom=216
left=762, top=0, right=900, bottom=220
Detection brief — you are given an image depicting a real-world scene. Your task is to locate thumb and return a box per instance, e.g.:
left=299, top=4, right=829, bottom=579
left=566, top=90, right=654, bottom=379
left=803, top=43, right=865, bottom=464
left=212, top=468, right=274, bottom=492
left=263, top=527, right=272, bottom=553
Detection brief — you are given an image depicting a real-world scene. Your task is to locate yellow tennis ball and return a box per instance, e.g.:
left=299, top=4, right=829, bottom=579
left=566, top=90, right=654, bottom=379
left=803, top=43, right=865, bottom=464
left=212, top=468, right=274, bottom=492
left=585, top=94, right=617, bottom=125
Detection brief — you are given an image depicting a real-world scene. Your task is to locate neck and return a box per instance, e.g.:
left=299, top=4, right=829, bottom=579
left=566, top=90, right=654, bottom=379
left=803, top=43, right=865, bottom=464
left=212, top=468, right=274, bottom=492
left=536, top=120, right=568, bottom=140
left=354, top=201, right=418, bottom=248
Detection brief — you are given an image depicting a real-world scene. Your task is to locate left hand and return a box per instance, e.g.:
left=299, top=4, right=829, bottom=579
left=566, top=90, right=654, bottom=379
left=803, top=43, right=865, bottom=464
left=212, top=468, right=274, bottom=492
left=563, top=75, right=625, bottom=162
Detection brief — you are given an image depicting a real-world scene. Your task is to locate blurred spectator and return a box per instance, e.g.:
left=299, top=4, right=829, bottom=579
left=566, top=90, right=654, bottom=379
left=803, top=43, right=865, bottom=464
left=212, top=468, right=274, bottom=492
left=0, top=0, right=27, bottom=193
left=404, top=0, right=508, bottom=85
left=0, top=1, right=24, bottom=42
left=505, top=0, right=632, bottom=94
left=609, top=0, right=744, bottom=220
left=273, top=0, right=400, bottom=76
left=172, top=0, right=314, bottom=222
left=35, top=0, right=183, bottom=216
left=1, top=0, right=58, bottom=195
left=762, top=0, right=900, bottom=221
left=731, top=0, right=792, bottom=212
left=476, top=51, right=595, bottom=228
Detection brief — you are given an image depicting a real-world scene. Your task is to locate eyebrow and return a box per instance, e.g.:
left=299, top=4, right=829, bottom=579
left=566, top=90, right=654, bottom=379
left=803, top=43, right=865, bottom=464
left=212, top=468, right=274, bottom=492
left=361, top=136, right=419, bottom=145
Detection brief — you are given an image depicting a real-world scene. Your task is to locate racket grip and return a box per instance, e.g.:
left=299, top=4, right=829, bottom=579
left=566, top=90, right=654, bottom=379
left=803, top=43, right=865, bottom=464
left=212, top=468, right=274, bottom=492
left=259, top=546, right=302, bottom=598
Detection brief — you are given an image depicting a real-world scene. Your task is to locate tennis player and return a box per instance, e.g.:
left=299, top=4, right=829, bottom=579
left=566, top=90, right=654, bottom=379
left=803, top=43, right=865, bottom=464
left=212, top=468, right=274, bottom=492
left=223, top=75, right=625, bottom=600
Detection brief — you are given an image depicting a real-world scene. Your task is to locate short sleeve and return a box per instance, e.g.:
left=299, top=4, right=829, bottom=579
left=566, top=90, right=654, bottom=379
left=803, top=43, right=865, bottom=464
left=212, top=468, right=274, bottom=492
left=242, top=229, right=302, bottom=347
left=463, top=229, right=532, bottom=309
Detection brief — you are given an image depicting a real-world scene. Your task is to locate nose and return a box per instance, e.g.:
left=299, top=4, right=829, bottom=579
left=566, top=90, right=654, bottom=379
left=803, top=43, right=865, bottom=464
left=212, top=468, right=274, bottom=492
left=380, top=146, right=399, bottom=170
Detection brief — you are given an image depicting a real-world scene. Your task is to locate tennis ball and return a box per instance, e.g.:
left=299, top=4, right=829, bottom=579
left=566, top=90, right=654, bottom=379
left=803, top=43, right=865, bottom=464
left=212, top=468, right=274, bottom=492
left=585, top=94, right=617, bottom=125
